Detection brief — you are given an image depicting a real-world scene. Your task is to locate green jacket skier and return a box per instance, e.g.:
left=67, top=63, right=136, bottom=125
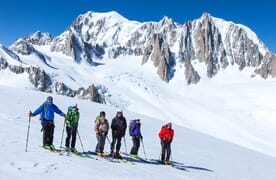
left=65, top=105, right=80, bottom=151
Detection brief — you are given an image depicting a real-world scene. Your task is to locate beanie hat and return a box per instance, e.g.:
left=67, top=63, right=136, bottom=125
left=100, top=111, right=105, bottom=117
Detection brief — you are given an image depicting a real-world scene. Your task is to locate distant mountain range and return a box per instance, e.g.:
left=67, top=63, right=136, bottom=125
left=0, top=11, right=275, bottom=102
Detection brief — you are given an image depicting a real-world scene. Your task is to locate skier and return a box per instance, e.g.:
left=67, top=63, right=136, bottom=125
left=158, top=122, right=174, bottom=165
left=110, top=110, right=127, bottom=159
left=65, top=105, right=79, bottom=152
left=29, top=96, right=65, bottom=150
left=94, top=111, right=109, bottom=156
left=129, top=119, right=142, bottom=158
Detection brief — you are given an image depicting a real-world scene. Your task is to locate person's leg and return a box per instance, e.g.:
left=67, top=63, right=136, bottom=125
left=130, top=137, right=136, bottom=154
left=65, top=126, right=71, bottom=148
left=42, top=124, right=47, bottom=146
left=161, top=140, right=166, bottom=162
left=48, top=123, right=54, bottom=146
left=99, top=134, right=106, bottom=153
left=110, top=135, right=116, bottom=154
left=115, top=136, right=122, bottom=154
left=44, top=123, right=51, bottom=145
left=166, top=142, right=171, bottom=162
left=71, top=128, right=77, bottom=149
left=131, top=137, right=140, bottom=155
left=136, top=137, right=140, bottom=155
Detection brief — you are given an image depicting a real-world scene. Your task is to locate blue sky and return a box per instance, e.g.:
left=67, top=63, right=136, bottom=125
left=0, top=0, right=275, bottom=52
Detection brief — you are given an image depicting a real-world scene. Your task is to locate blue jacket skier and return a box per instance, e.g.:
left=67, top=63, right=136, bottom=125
left=129, top=119, right=142, bottom=157
left=29, top=96, right=65, bottom=150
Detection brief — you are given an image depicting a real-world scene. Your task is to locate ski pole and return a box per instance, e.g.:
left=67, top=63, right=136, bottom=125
left=170, top=143, right=173, bottom=161
left=141, top=137, right=147, bottom=159
left=77, top=130, right=85, bottom=152
left=25, top=113, right=31, bottom=152
left=59, top=119, right=66, bottom=148
left=123, top=136, right=128, bottom=153
left=106, top=135, right=111, bottom=145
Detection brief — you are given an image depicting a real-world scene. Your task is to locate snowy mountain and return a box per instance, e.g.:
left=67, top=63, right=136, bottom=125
left=1, top=11, right=275, bottom=88
left=1, top=10, right=276, bottom=166
left=1, top=11, right=276, bottom=180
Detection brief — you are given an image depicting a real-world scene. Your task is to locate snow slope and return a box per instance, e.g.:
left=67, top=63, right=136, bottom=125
left=0, top=86, right=276, bottom=180
left=2, top=47, right=276, bottom=160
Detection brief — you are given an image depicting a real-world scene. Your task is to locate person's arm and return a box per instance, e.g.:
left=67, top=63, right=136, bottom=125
left=106, top=120, right=109, bottom=135
left=111, top=118, right=116, bottom=130
left=32, top=104, right=44, bottom=116
left=123, top=118, right=127, bottom=136
left=170, top=129, right=174, bottom=142
left=158, top=127, right=165, bottom=140
left=130, top=123, right=135, bottom=136
left=94, top=120, right=99, bottom=134
left=53, top=105, right=65, bottom=117
left=65, top=111, right=72, bottom=126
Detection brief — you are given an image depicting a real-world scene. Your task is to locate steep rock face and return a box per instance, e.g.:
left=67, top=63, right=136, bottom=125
left=50, top=30, right=104, bottom=64
left=26, top=66, right=52, bottom=92
left=184, top=60, right=200, bottom=84
left=224, top=25, right=263, bottom=70
left=192, top=13, right=227, bottom=78
left=142, top=33, right=175, bottom=82
left=254, top=52, right=276, bottom=78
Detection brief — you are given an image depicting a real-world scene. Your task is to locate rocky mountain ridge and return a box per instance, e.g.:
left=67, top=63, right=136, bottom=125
left=0, top=11, right=275, bottom=103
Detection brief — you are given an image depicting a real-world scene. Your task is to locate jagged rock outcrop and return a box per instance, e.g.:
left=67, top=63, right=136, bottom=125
left=184, top=60, right=200, bottom=85
left=142, top=33, right=175, bottom=82
left=10, top=40, right=35, bottom=55
left=254, top=52, right=276, bottom=78
left=26, top=66, right=52, bottom=92
left=24, top=31, right=52, bottom=45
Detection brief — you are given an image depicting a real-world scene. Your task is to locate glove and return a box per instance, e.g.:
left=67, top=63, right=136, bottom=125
left=29, top=111, right=34, bottom=117
left=104, top=132, right=108, bottom=136
left=140, top=135, right=143, bottom=140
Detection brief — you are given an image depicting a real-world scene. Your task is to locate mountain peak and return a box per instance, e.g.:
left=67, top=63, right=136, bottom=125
left=76, top=10, right=129, bottom=25
left=23, top=31, right=52, bottom=45
left=158, top=16, right=175, bottom=26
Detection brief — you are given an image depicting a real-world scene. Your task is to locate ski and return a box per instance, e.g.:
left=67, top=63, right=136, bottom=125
left=85, top=151, right=117, bottom=162
left=170, top=164, right=188, bottom=171
left=59, top=147, right=94, bottom=159
left=144, top=158, right=188, bottom=171
left=85, top=151, right=131, bottom=163
left=120, top=152, right=153, bottom=164
left=40, top=146, right=65, bottom=155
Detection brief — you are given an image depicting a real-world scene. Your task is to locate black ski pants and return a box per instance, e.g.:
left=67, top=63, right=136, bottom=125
left=130, top=136, right=140, bottom=155
left=110, top=135, right=122, bottom=154
left=65, top=126, right=77, bottom=148
left=42, top=122, right=54, bottom=146
left=161, top=140, right=171, bottom=161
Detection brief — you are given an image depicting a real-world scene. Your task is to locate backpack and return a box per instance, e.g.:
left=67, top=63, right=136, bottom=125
left=129, top=120, right=135, bottom=136
left=39, top=101, right=46, bottom=120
